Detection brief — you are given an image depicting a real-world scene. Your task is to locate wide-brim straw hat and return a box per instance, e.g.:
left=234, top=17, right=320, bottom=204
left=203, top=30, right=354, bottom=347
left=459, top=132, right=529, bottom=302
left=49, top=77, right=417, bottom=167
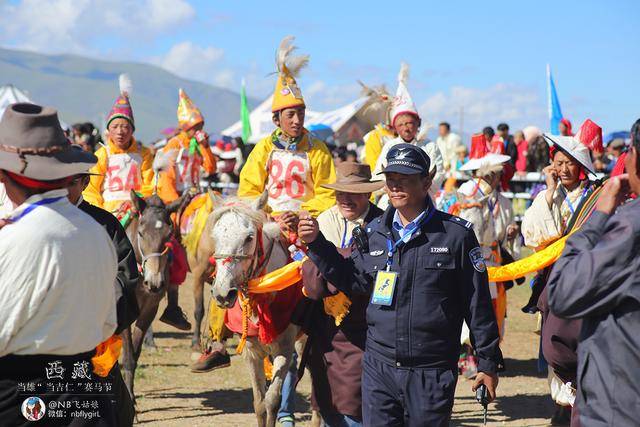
left=0, top=103, right=97, bottom=180
left=321, top=161, right=384, bottom=193
left=543, top=134, right=595, bottom=174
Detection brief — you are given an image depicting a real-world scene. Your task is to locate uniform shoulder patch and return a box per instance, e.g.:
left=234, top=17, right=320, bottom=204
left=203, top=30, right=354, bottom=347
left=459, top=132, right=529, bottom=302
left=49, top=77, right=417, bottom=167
left=442, top=212, right=473, bottom=229
left=469, top=247, right=486, bottom=273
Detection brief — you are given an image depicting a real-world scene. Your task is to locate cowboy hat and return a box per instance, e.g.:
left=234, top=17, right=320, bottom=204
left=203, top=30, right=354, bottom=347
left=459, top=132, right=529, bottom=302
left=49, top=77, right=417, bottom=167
left=321, top=162, right=384, bottom=193
left=543, top=134, right=595, bottom=174
left=0, top=103, right=97, bottom=180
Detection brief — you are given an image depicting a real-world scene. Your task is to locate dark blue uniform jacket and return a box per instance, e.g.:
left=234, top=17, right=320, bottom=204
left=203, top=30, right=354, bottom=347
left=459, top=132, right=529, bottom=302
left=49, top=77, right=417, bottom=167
left=307, top=205, right=504, bottom=374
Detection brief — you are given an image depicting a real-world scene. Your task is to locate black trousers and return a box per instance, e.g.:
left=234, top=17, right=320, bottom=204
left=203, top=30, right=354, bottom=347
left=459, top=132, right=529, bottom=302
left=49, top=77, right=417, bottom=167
left=0, top=352, right=126, bottom=426
left=361, top=352, right=457, bottom=427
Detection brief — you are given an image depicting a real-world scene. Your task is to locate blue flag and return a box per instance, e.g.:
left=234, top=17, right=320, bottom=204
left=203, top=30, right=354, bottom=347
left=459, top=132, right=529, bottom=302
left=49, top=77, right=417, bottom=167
left=547, top=64, right=563, bottom=135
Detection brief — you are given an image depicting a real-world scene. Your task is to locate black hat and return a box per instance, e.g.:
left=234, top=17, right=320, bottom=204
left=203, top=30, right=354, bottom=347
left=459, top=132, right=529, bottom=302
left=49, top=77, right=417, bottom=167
left=380, top=143, right=430, bottom=175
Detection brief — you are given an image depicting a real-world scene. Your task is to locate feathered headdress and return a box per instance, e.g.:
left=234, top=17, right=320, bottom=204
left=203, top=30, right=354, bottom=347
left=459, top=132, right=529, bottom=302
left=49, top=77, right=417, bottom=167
left=106, top=73, right=135, bottom=130
left=359, top=81, right=393, bottom=125
left=272, top=36, right=308, bottom=112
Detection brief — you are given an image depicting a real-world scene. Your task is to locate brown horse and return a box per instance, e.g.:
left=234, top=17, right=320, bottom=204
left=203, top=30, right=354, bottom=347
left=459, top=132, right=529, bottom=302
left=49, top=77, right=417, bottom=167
left=120, top=191, right=186, bottom=400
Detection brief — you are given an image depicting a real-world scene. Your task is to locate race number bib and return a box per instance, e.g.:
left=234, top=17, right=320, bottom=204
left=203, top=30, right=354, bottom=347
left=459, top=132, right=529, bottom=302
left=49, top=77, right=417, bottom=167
left=175, top=149, right=203, bottom=193
left=266, top=149, right=312, bottom=212
left=103, top=152, right=143, bottom=202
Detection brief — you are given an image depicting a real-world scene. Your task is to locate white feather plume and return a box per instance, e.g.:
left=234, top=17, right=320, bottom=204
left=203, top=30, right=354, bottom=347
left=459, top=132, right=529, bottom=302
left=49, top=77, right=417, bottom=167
left=152, top=149, right=178, bottom=174
left=398, top=62, right=409, bottom=85
left=276, top=36, right=309, bottom=78
left=119, top=73, right=133, bottom=97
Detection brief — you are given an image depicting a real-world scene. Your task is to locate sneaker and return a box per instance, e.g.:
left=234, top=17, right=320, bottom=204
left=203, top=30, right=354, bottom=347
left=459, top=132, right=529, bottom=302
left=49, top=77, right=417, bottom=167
left=190, top=348, right=231, bottom=373
left=159, top=306, right=192, bottom=331
left=278, top=415, right=295, bottom=427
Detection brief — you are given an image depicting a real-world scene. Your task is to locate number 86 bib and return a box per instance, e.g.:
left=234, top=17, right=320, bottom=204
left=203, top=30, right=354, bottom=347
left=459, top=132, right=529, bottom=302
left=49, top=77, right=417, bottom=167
left=266, top=149, right=312, bottom=213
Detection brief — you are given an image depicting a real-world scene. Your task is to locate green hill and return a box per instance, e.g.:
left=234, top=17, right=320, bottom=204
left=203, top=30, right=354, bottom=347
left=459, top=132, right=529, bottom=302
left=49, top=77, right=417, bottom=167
left=0, top=47, right=256, bottom=142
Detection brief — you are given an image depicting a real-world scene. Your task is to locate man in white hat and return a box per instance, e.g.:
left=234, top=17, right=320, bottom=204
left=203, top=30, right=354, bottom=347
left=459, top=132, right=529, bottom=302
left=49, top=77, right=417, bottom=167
left=0, top=103, right=119, bottom=425
left=372, top=63, right=445, bottom=202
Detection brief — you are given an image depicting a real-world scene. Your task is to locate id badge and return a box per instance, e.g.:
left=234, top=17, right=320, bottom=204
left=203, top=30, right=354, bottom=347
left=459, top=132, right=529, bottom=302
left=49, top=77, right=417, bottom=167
left=371, top=271, right=397, bottom=306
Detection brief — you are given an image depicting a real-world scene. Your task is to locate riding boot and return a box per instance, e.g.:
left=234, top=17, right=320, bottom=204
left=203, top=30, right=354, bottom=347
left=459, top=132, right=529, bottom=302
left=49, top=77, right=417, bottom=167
left=159, top=284, right=192, bottom=331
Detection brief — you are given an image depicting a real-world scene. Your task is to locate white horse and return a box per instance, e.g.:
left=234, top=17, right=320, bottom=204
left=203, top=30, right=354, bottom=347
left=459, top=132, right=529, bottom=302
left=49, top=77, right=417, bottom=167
left=208, top=192, right=302, bottom=427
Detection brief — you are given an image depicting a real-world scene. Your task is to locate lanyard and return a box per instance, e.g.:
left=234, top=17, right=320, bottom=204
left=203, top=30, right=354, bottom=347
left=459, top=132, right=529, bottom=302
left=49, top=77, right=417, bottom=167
left=385, top=208, right=436, bottom=271
left=340, top=218, right=353, bottom=249
left=8, top=196, right=65, bottom=223
left=564, top=186, right=589, bottom=214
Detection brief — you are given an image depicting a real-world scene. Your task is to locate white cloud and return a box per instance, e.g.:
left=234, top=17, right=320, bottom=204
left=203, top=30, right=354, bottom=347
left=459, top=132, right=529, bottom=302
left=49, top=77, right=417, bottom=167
left=0, top=0, right=195, bottom=53
left=158, top=41, right=225, bottom=84
left=304, top=80, right=361, bottom=111
left=419, top=83, right=547, bottom=134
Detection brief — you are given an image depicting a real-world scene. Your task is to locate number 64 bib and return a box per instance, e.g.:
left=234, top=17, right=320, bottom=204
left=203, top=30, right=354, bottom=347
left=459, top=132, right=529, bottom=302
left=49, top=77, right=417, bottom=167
left=104, top=151, right=143, bottom=202
left=266, top=149, right=313, bottom=213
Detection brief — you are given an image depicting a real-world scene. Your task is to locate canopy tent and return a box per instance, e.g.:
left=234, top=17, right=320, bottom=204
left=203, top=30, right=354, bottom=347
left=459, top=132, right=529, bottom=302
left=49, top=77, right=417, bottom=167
left=221, top=96, right=386, bottom=146
left=0, top=84, right=31, bottom=118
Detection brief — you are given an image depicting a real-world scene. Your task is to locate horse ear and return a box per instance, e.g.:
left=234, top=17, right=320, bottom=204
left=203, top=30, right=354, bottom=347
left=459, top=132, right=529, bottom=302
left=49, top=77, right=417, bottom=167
left=131, top=190, right=146, bottom=212
left=250, top=191, right=269, bottom=211
left=167, top=192, right=190, bottom=214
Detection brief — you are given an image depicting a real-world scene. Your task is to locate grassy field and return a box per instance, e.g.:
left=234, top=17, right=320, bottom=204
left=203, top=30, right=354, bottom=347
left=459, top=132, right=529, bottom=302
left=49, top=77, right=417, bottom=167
left=134, top=277, right=555, bottom=426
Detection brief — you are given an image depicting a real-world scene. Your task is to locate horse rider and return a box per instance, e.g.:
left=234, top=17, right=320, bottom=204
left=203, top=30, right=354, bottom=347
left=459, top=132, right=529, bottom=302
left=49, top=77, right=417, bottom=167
left=83, top=78, right=191, bottom=331
left=521, top=124, right=600, bottom=425
left=372, top=63, right=445, bottom=205
left=299, top=143, right=503, bottom=426
left=300, top=161, right=384, bottom=427
left=0, top=103, right=119, bottom=425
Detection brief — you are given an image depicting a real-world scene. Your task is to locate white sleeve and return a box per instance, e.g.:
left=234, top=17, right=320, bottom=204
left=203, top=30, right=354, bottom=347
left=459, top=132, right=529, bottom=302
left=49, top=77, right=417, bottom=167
left=422, top=142, right=445, bottom=195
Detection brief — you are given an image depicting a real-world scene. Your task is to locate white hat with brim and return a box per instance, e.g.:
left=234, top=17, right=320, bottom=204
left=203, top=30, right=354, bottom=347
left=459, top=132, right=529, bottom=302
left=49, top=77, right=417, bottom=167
left=0, top=103, right=97, bottom=180
left=459, top=154, right=512, bottom=172
left=543, top=134, right=595, bottom=174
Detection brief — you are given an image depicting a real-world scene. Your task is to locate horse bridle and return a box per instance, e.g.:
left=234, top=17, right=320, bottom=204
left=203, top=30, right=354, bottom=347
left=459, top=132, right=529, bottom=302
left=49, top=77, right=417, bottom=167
left=211, top=227, right=277, bottom=294
left=137, top=233, right=171, bottom=273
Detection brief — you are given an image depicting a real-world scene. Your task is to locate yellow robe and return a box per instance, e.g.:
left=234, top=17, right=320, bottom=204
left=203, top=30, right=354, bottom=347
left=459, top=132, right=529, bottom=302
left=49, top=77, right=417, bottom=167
left=238, top=131, right=336, bottom=217
left=363, top=124, right=395, bottom=172
left=83, top=138, right=155, bottom=212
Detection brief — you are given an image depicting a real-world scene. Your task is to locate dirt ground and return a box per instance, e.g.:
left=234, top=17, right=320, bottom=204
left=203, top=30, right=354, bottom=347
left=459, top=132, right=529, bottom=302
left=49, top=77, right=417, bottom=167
left=134, top=277, right=555, bottom=426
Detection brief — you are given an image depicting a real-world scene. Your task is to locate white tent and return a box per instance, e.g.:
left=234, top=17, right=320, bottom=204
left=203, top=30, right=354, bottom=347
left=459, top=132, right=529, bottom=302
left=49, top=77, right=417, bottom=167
left=0, top=84, right=31, bottom=118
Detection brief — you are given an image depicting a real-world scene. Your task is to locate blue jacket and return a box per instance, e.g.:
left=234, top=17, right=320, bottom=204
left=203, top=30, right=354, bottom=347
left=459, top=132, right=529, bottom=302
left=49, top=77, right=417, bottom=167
left=307, top=204, right=503, bottom=373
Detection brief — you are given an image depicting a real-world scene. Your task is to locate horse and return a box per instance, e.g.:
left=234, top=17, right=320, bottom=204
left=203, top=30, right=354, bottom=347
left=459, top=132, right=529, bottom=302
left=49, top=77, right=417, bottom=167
left=208, top=192, right=302, bottom=427
left=120, top=190, right=185, bottom=400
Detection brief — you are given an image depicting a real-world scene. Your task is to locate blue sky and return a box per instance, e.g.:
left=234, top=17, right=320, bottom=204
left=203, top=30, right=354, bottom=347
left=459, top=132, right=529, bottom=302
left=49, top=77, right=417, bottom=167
left=1, top=0, right=638, bottom=135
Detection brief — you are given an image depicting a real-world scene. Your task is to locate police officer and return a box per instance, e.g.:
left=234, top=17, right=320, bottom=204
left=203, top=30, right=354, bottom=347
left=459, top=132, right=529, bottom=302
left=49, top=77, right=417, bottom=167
left=299, top=143, right=503, bottom=426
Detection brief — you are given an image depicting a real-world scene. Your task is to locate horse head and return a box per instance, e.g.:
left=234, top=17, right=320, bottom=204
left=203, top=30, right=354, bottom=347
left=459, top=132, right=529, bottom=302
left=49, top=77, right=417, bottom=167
left=130, top=190, right=183, bottom=294
left=209, top=192, right=281, bottom=308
